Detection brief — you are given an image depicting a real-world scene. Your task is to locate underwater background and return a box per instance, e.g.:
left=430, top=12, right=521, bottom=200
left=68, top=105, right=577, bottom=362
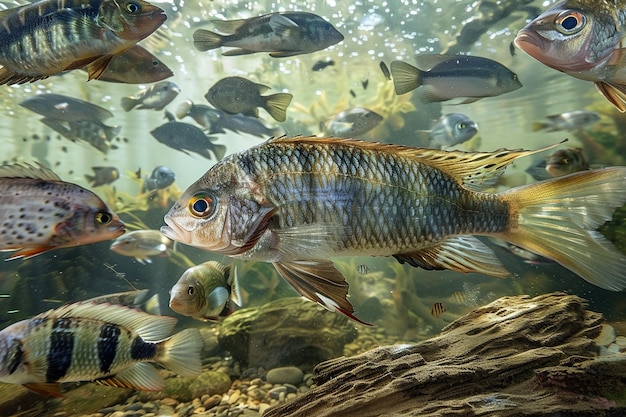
left=2, top=0, right=626, bottom=415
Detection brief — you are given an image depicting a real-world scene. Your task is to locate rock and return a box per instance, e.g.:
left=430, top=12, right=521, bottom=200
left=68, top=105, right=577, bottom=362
left=137, top=371, right=231, bottom=403
left=218, top=297, right=358, bottom=369
left=595, top=324, right=616, bottom=346
left=266, top=367, right=304, bottom=385
left=264, top=293, right=626, bottom=417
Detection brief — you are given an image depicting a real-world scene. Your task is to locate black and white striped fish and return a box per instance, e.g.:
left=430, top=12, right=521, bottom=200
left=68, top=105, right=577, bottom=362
left=0, top=301, right=202, bottom=397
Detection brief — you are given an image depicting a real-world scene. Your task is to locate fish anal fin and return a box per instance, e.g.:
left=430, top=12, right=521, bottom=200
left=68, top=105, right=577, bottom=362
left=0, top=66, right=47, bottom=85
left=393, top=236, right=509, bottom=277
left=95, top=363, right=164, bottom=391
left=273, top=260, right=370, bottom=325
left=6, top=246, right=55, bottom=260
left=595, top=81, right=626, bottom=113
left=269, top=50, right=305, bottom=58
left=23, top=382, right=65, bottom=398
left=222, top=48, right=257, bottom=56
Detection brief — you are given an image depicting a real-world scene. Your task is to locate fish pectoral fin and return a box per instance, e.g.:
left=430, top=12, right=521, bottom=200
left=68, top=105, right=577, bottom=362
left=6, top=246, right=56, bottom=260
left=23, top=382, right=65, bottom=398
left=269, top=14, right=300, bottom=38
left=273, top=260, right=370, bottom=325
left=393, top=236, right=509, bottom=277
left=85, top=56, right=114, bottom=81
left=595, top=81, right=626, bottom=113
left=95, top=363, right=164, bottom=391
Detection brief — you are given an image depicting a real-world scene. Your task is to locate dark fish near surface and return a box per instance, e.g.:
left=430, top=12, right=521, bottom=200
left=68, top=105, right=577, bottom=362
left=41, top=118, right=120, bottom=154
left=515, top=0, right=626, bottom=112
left=0, top=301, right=202, bottom=396
left=205, top=76, right=293, bottom=122
left=20, top=94, right=114, bottom=124
left=144, top=165, right=175, bottom=191
left=193, top=12, right=344, bottom=57
left=312, top=59, right=335, bottom=72
left=110, top=229, right=172, bottom=263
left=0, top=163, right=125, bottom=260
left=169, top=261, right=242, bottom=321
left=390, top=55, right=522, bottom=103
left=532, top=110, right=600, bottom=132
left=93, top=45, right=173, bottom=84
left=161, top=137, right=626, bottom=323
left=325, top=107, right=383, bottom=137
left=427, top=113, right=478, bottom=149
left=150, top=121, right=227, bottom=160
left=121, top=81, right=180, bottom=112
left=176, top=100, right=281, bottom=137
left=85, top=166, right=120, bottom=187
left=0, top=0, right=166, bottom=84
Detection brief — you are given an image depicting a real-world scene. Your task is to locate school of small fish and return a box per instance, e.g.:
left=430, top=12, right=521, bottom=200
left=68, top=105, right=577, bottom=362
left=1, top=0, right=626, bottom=400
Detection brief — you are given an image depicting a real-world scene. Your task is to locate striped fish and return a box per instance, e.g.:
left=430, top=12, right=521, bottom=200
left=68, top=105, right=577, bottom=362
left=0, top=0, right=166, bottom=85
left=431, top=302, right=445, bottom=318
left=0, top=301, right=202, bottom=397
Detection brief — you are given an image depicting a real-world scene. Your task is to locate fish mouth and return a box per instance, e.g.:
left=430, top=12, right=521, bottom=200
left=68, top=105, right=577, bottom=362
left=514, top=30, right=549, bottom=62
left=160, top=220, right=191, bottom=244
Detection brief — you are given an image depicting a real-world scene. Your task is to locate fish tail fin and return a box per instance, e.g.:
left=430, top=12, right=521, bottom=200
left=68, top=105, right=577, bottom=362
left=390, top=61, right=423, bottom=95
left=121, top=97, right=139, bottom=112
left=193, top=29, right=224, bottom=52
left=264, top=93, right=293, bottom=122
left=213, top=144, right=227, bottom=160
left=531, top=122, right=548, bottom=132
left=498, top=167, right=626, bottom=290
left=158, top=328, right=203, bottom=377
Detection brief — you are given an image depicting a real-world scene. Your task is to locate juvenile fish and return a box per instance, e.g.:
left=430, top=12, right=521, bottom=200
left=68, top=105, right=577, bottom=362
left=161, top=137, right=626, bottom=323
left=193, top=12, right=343, bottom=57
left=143, top=165, right=175, bottom=191
left=121, top=81, right=180, bottom=112
left=390, top=55, right=522, bottom=103
left=515, top=1, right=626, bottom=112
left=0, top=0, right=166, bottom=84
left=20, top=94, right=114, bottom=124
left=93, top=45, right=173, bottom=84
left=85, top=166, right=120, bottom=187
left=0, top=301, right=202, bottom=396
left=110, top=229, right=172, bottom=264
left=41, top=118, right=120, bottom=154
left=326, top=107, right=383, bottom=138
left=532, top=110, right=600, bottom=132
left=0, top=163, right=125, bottom=259
left=312, top=59, right=335, bottom=72
left=169, top=261, right=242, bottom=321
left=150, top=121, right=227, bottom=161
left=205, top=76, right=293, bottom=122
left=426, top=113, right=478, bottom=149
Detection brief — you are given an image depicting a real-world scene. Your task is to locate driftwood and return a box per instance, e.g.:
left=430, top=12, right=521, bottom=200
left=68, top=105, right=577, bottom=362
left=266, top=292, right=626, bottom=417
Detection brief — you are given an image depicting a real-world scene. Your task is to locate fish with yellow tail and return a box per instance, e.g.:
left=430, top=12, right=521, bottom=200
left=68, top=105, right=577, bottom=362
left=0, top=301, right=202, bottom=397
left=0, top=0, right=166, bottom=85
left=161, top=136, right=626, bottom=323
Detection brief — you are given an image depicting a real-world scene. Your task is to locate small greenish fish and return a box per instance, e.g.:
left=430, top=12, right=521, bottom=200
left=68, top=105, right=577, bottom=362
left=110, top=230, right=172, bottom=264
left=390, top=55, right=522, bottom=103
left=532, top=110, right=600, bottom=132
left=121, top=81, right=180, bottom=112
left=93, top=45, right=173, bottom=84
left=193, top=12, right=343, bottom=57
left=205, top=76, right=293, bottom=122
left=161, top=136, right=626, bottom=323
left=150, top=121, right=227, bottom=161
left=169, top=261, right=242, bottom=321
left=85, top=166, right=120, bottom=187
left=325, top=107, right=383, bottom=138
left=0, top=162, right=125, bottom=260
left=0, top=301, right=202, bottom=397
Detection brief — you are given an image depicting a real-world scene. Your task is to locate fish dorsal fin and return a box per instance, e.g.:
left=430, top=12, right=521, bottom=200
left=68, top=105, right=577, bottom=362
left=254, top=82, right=271, bottom=94
left=36, top=302, right=177, bottom=341
left=212, top=18, right=249, bottom=34
left=0, top=162, right=61, bottom=181
left=273, top=260, right=370, bottom=325
left=393, top=236, right=509, bottom=277
left=262, top=136, right=565, bottom=191
left=202, top=260, right=227, bottom=275
left=269, top=14, right=300, bottom=38
left=415, top=54, right=459, bottom=71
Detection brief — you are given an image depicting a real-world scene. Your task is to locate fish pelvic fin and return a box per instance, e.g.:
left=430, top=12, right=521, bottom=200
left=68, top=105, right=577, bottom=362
left=498, top=167, right=626, bottom=290
left=264, top=93, right=293, bottom=122
left=158, top=328, right=203, bottom=377
left=390, top=61, right=422, bottom=95
left=595, top=81, right=626, bottom=113
left=394, top=236, right=509, bottom=277
left=23, top=382, right=65, bottom=398
left=193, top=29, right=224, bottom=52
left=273, top=260, right=371, bottom=325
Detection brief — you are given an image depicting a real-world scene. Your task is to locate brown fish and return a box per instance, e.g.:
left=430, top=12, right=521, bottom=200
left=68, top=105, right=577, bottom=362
left=94, top=45, right=173, bottom=84
left=0, top=162, right=125, bottom=259
left=161, top=137, right=626, bottom=322
left=0, top=0, right=166, bottom=85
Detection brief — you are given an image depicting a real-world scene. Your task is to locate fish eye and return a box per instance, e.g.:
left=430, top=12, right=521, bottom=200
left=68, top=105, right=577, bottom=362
left=188, top=192, right=216, bottom=218
left=96, top=211, right=113, bottom=225
left=187, top=285, right=195, bottom=296
left=457, top=122, right=466, bottom=130
left=126, top=1, right=141, bottom=13
left=555, top=11, right=586, bottom=35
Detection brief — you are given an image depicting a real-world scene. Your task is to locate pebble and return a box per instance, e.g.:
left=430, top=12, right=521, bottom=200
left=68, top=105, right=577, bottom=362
left=266, top=366, right=304, bottom=385
left=595, top=324, right=616, bottom=347
left=616, top=336, right=626, bottom=349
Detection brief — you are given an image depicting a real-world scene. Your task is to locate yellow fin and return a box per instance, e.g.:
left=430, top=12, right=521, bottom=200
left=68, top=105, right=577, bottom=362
left=96, top=362, right=164, bottom=391
left=264, top=93, right=293, bottom=122
left=85, top=55, right=114, bottom=81
left=23, top=382, right=65, bottom=398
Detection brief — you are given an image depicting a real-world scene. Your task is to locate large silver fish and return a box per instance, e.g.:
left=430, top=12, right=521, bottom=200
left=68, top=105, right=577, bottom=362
left=515, top=0, right=626, bottom=112
left=161, top=137, right=626, bottom=323
left=0, top=163, right=125, bottom=259
left=0, top=301, right=202, bottom=396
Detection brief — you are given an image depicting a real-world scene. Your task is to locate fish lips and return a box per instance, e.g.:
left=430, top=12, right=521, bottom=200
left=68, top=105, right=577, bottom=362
left=514, top=28, right=594, bottom=72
